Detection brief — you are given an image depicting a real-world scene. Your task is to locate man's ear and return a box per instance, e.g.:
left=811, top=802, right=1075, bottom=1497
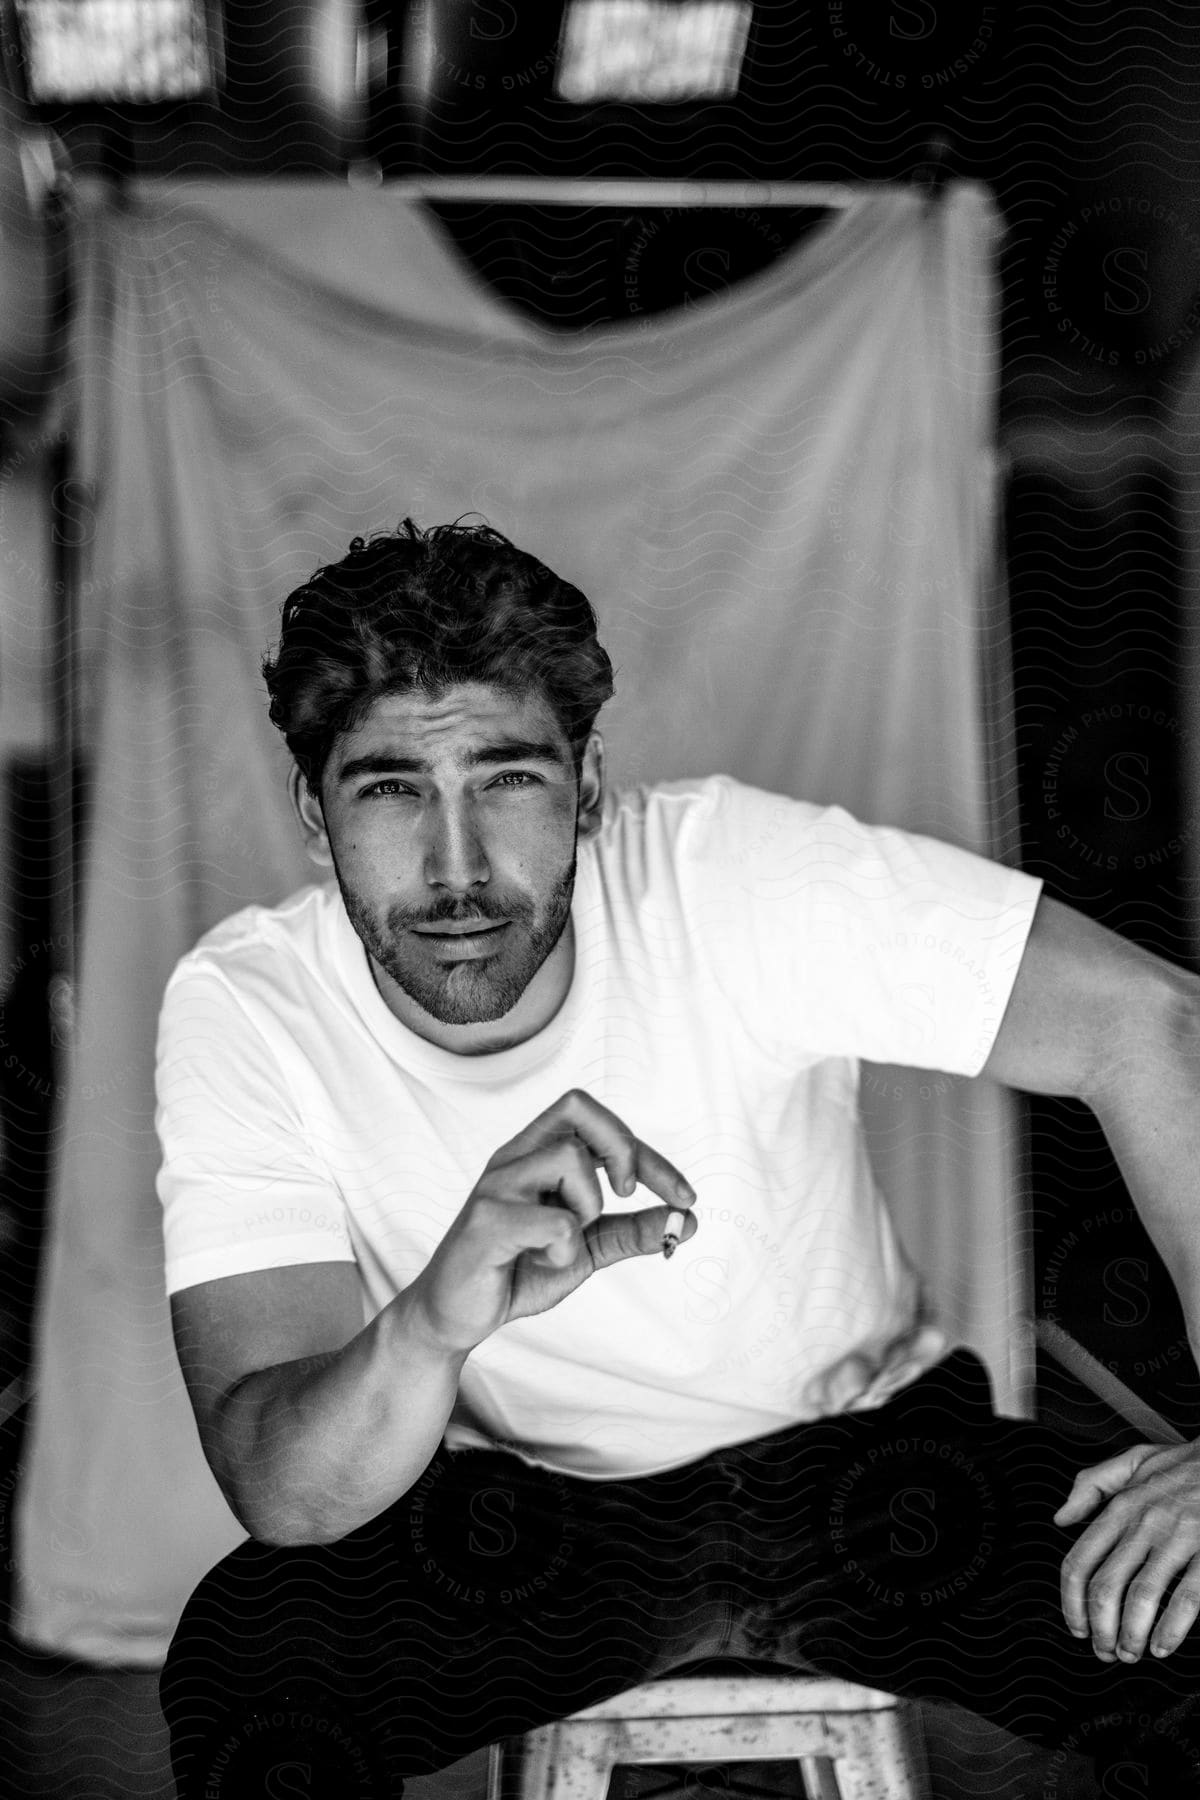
left=288, top=764, right=334, bottom=869
left=576, top=731, right=606, bottom=841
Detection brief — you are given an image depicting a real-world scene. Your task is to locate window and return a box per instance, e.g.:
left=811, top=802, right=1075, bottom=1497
left=14, top=0, right=214, bottom=103
left=556, top=1, right=752, bottom=103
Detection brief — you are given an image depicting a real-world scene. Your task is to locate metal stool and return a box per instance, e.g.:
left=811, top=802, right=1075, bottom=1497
left=487, top=1671, right=931, bottom=1800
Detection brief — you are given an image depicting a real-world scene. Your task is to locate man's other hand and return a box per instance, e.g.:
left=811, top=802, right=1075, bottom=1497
left=1056, top=1438, right=1200, bottom=1661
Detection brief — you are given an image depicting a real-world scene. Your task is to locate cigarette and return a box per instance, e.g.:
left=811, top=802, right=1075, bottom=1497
left=662, top=1209, right=687, bottom=1259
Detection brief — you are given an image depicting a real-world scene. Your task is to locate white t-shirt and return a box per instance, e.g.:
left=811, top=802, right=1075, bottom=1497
left=156, top=775, right=1042, bottom=1480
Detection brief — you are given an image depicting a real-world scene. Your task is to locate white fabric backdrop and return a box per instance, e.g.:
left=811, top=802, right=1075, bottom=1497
left=14, top=177, right=1029, bottom=1665
left=1162, top=362, right=1200, bottom=974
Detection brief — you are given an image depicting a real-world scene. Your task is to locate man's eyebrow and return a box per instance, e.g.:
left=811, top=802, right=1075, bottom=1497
left=337, top=740, right=567, bottom=784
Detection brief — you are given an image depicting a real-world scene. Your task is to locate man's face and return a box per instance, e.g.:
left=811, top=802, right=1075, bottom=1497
left=304, top=683, right=601, bottom=1049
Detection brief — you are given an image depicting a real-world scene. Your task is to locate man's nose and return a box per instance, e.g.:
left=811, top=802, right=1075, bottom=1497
left=423, top=802, right=490, bottom=891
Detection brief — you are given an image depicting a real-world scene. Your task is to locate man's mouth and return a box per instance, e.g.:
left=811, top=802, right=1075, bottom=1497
left=410, top=921, right=509, bottom=938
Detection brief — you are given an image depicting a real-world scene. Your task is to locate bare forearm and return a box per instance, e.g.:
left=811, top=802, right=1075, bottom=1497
left=216, top=1286, right=469, bottom=1546
left=1089, top=987, right=1200, bottom=1362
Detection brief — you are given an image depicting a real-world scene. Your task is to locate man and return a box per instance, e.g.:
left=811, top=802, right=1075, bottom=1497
left=159, top=518, right=1200, bottom=1799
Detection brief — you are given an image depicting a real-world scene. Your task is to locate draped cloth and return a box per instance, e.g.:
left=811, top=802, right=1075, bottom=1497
left=1162, top=358, right=1200, bottom=974
left=14, top=177, right=1028, bottom=1665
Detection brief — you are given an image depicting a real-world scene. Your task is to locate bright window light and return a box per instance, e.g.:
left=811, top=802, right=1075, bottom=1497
left=556, top=1, right=752, bottom=103
left=15, top=0, right=214, bottom=103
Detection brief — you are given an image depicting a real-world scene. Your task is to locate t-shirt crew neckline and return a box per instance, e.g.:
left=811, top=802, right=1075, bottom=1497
left=328, top=838, right=600, bottom=1084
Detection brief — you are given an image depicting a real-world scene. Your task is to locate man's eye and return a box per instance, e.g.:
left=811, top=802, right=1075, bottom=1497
left=490, top=771, right=539, bottom=789
left=360, top=780, right=413, bottom=798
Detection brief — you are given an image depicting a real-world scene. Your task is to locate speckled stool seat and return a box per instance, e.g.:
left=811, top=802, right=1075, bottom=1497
left=487, top=1661, right=931, bottom=1800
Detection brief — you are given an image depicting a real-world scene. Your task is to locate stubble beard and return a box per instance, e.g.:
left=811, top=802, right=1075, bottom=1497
left=336, top=856, right=577, bottom=1025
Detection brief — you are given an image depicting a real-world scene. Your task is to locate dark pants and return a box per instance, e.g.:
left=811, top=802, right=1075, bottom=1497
left=160, top=1352, right=1200, bottom=1798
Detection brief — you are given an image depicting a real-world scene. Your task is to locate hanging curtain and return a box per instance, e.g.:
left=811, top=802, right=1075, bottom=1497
left=15, top=177, right=1024, bottom=1665
left=1163, top=356, right=1200, bottom=975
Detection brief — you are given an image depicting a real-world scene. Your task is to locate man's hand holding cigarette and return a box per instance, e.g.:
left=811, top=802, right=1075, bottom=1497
left=408, top=1089, right=699, bottom=1356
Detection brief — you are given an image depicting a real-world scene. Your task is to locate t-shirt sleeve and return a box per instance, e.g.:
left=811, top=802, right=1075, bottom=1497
left=155, top=962, right=357, bottom=1297
left=684, top=777, right=1044, bottom=1075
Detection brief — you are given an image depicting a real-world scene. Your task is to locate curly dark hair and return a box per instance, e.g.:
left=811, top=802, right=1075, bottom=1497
left=262, top=518, right=615, bottom=793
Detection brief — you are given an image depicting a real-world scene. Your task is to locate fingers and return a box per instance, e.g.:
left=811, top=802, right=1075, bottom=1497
left=474, top=1140, right=603, bottom=1266
left=1148, top=1564, right=1200, bottom=1660
left=471, top=1195, right=585, bottom=1271
left=1055, top=1443, right=1200, bottom=1659
left=1075, top=1525, right=1157, bottom=1659
left=466, top=1092, right=699, bottom=1306
left=587, top=1202, right=700, bottom=1272
left=1060, top=1498, right=1135, bottom=1641
left=509, top=1140, right=606, bottom=1227
left=1064, top=1529, right=1200, bottom=1664
left=627, top=1138, right=698, bottom=1209
left=1111, top=1545, right=1195, bottom=1662
left=1053, top=1445, right=1158, bottom=1527
left=491, top=1090, right=696, bottom=1210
